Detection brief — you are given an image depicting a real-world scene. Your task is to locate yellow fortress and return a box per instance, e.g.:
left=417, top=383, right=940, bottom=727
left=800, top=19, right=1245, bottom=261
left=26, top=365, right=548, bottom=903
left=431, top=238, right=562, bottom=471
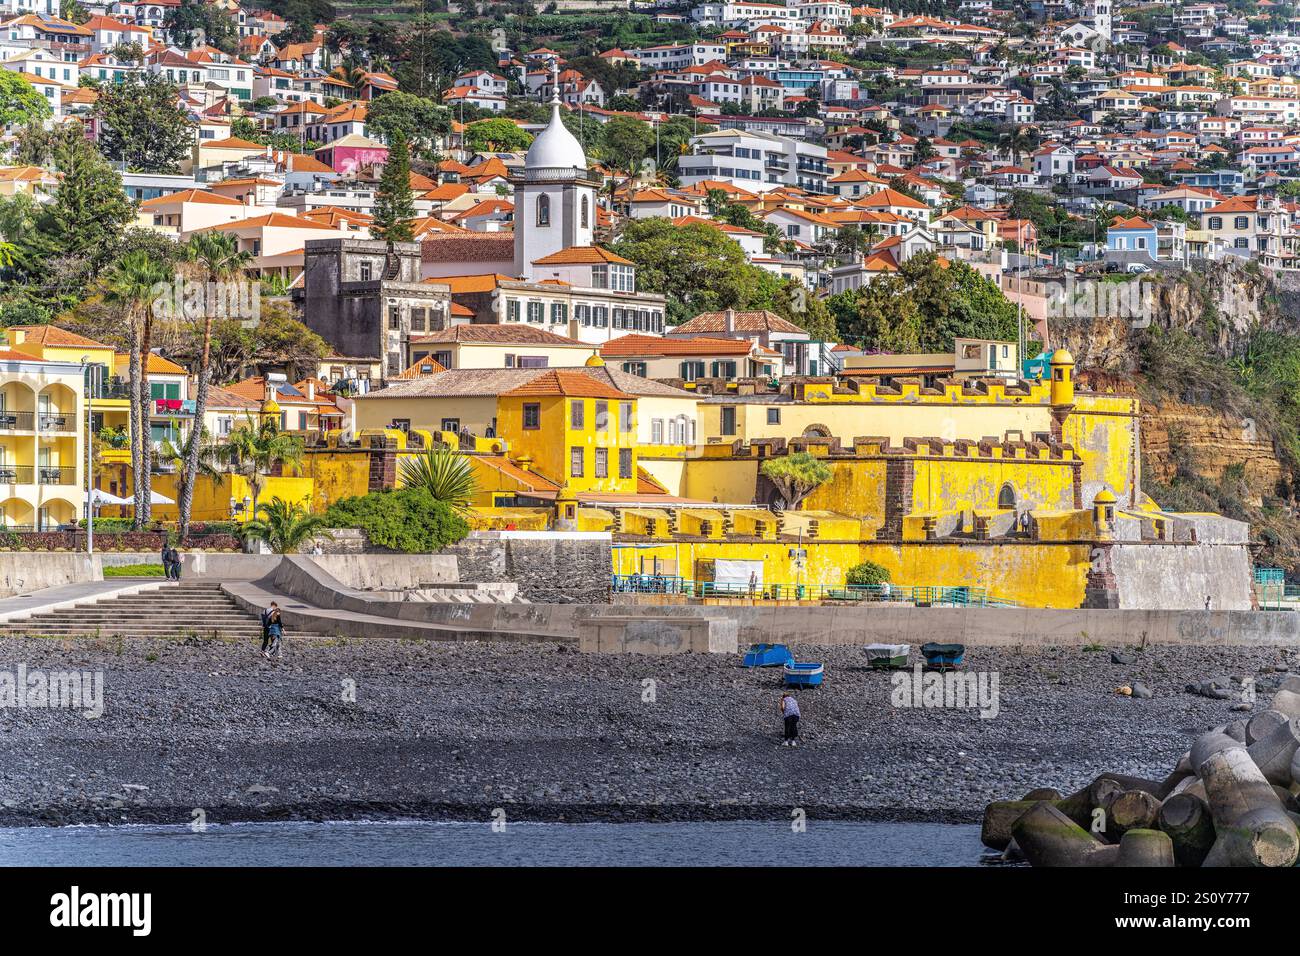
left=355, top=348, right=1254, bottom=610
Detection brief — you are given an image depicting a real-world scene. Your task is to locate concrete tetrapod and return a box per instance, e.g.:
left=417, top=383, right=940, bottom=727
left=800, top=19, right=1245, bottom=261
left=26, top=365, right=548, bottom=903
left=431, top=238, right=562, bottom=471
left=1271, top=676, right=1300, bottom=719
left=1011, top=802, right=1119, bottom=868
left=1115, top=828, right=1175, bottom=867
left=1246, top=709, right=1290, bottom=746
left=1199, top=746, right=1300, bottom=868
left=985, top=679, right=1300, bottom=866
left=1245, top=715, right=1300, bottom=787
left=1156, top=792, right=1215, bottom=868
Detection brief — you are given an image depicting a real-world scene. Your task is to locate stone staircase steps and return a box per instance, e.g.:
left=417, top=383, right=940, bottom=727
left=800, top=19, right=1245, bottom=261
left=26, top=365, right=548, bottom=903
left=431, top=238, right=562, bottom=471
left=0, top=580, right=327, bottom=640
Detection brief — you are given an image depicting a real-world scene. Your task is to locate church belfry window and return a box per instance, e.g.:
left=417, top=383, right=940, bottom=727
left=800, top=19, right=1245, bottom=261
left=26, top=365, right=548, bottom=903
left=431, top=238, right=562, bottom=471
left=537, top=194, right=550, bottom=227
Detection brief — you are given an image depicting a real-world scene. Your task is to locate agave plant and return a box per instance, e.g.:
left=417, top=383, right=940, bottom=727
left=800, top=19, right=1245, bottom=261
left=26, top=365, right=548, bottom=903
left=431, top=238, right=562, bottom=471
left=240, top=497, right=333, bottom=554
left=397, top=446, right=477, bottom=513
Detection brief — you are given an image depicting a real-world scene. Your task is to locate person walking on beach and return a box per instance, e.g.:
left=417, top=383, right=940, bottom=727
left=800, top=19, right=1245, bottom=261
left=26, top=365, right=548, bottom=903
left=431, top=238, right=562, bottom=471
left=260, top=602, right=283, bottom=660
left=780, top=693, right=800, bottom=747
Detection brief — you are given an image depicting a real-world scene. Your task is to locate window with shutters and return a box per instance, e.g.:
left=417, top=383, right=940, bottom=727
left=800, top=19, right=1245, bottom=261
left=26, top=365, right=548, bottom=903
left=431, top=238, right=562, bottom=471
left=594, top=447, right=608, bottom=478
left=570, top=447, right=584, bottom=477
left=619, top=448, right=633, bottom=479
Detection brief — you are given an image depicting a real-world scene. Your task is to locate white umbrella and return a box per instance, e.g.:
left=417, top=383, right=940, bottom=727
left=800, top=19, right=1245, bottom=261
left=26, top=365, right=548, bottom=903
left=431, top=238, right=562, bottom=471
left=148, top=489, right=175, bottom=505
left=90, top=488, right=129, bottom=506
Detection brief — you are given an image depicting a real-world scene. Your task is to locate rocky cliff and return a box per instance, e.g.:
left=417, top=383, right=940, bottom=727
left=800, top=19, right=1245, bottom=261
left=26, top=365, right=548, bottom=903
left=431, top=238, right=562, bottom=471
left=1046, top=260, right=1300, bottom=573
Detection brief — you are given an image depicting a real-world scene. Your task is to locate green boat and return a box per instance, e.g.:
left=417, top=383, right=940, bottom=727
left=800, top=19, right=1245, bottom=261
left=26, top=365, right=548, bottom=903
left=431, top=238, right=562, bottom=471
left=863, top=643, right=911, bottom=669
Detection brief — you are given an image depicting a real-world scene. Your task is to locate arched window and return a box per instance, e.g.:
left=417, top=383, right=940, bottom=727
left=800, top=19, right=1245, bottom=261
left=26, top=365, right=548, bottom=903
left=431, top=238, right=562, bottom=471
left=998, top=483, right=1016, bottom=511
left=580, top=195, right=589, bottom=229
left=537, top=194, right=550, bottom=227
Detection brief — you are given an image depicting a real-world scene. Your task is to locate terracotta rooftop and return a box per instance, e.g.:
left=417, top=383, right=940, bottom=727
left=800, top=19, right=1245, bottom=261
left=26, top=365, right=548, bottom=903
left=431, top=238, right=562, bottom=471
left=502, top=369, right=632, bottom=399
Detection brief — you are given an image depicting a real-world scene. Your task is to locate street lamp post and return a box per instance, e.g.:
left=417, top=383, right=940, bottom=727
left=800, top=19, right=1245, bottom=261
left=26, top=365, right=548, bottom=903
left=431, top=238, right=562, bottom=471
left=82, top=356, right=94, bottom=556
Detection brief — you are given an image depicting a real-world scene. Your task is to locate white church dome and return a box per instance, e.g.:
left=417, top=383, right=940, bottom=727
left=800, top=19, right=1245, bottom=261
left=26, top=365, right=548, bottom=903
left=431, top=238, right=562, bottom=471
left=525, top=74, right=587, bottom=174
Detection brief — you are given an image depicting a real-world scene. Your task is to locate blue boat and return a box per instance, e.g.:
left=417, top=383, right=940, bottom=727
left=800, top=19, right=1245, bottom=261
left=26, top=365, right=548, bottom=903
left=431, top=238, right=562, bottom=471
left=920, top=642, right=966, bottom=670
left=743, top=643, right=794, bottom=668
left=783, top=662, right=824, bottom=687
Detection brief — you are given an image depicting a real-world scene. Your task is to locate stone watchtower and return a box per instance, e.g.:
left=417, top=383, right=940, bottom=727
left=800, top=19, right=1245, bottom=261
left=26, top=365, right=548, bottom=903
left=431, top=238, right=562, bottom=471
left=297, top=238, right=452, bottom=382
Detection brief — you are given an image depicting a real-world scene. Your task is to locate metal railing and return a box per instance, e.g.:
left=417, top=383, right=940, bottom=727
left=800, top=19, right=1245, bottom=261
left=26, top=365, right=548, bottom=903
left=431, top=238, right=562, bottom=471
left=0, top=412, right=34, bottom=431
left=611, top=575, right=1021, bottom=607
left=38, top=414, right=74, bottom=432
left=0, top=466, right=33, bottom=484
left=38, top=466, right=75, bottom=486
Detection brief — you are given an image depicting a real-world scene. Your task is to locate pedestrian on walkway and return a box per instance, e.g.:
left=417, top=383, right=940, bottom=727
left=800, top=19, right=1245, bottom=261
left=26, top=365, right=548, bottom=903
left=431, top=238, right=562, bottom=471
left=780, top=692, right=800, bottom=747
left=160, top=542, right=171, bottom=579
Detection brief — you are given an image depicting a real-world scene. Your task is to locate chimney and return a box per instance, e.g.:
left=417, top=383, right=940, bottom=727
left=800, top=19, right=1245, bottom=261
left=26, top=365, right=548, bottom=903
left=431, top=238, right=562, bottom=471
left=307, top=380, right=315, bottom=401
left=724, top=308, right=736, bottom=333
left=264, top=380, right=277, bottom=403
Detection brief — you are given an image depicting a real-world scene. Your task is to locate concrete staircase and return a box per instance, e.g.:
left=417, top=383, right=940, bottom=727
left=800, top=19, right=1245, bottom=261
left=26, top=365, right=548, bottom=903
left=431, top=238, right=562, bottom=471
left=0, top=580, right=303, bottom=640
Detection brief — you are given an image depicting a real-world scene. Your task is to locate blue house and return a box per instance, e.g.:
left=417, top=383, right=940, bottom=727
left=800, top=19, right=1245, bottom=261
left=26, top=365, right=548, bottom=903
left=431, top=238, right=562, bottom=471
left=1106, top=215, right=1159, bottom=255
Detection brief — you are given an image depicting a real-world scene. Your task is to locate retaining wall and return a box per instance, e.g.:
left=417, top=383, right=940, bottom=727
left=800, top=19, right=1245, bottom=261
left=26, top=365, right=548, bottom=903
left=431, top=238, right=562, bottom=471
left=443, top=532, right=611, bottom=603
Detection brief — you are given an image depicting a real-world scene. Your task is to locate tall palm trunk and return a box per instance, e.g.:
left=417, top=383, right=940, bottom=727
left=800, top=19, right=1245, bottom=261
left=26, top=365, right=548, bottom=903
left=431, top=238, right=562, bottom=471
left=178, top=312, right=214, bottom=539
left=128, top=317, right=145, bottom=529
left=138, top=310, right=155, bottom=527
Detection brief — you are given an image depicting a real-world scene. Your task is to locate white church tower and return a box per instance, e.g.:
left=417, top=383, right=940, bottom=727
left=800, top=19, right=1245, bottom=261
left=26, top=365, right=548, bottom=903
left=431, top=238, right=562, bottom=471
left=512, top=64, right=598, bottom=281
left=1091, top=0, right=1112, bottom=44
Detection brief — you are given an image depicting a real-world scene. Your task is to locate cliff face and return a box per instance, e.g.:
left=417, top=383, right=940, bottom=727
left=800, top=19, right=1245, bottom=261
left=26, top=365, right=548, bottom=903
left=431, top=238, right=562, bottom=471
left=1050, top=259, right=1277, bottom=375
left=1141, top=398, right=1284, bottom=505
left=1044, top=260, right=1299, bottom=571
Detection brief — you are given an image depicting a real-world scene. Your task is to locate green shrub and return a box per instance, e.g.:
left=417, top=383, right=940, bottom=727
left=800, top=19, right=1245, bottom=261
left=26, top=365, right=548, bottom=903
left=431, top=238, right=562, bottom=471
left=104, top=563, right=165, bottom=577
left=845, top=561, right=890, bottom=587
left=324, top=487, right=469, bottom=553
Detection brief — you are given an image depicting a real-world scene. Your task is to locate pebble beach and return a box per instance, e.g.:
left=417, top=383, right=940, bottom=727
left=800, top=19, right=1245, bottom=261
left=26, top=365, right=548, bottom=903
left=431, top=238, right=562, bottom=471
left=0, top=635, right=1294, bottom=827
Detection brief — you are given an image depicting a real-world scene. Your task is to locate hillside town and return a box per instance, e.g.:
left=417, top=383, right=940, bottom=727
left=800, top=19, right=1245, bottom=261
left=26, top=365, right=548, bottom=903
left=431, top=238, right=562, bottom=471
left=7, top=0, right=1300, bottom=885
left=0, top=0, right=1293, bottom=608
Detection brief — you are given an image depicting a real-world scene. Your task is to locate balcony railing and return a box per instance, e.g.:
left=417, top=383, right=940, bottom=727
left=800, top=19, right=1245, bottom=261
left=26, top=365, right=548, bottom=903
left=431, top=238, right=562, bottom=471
left=0, top=412, right=34, bottom=431
left=153, top=399, right=196, bottom=418
left=0, top=466, right=33, bottom=484
left=39, top=414, right=75, bottom=432
left=38, top=466, right=76, bottom=486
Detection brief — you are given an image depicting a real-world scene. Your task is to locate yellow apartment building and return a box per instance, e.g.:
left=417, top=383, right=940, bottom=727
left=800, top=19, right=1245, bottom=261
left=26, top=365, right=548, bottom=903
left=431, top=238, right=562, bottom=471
left=0, top=344, right=88, bottom=530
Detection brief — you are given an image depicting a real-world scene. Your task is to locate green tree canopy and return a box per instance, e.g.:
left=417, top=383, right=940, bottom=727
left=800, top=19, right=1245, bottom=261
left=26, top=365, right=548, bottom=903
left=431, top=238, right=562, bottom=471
left=760, top=452, right=832, bottom=511
left=372, top=129, right=416, bottom=242
left=838, top=252, right=1020, bottom=352
left=366, top=91, right=452, bottom=157
left=94, top=74, right=194, bottom=173
left=0, top=72, right=51, bottom=129
left=464, top=117, right=533, bottom=153
left=598, top=115, right=654, bottom=174
left=611, top=218, right=786, bottom=325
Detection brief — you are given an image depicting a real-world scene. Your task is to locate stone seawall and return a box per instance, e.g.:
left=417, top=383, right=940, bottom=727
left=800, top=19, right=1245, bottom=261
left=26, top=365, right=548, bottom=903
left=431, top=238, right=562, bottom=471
left=443, top=532, right=611, bottom=604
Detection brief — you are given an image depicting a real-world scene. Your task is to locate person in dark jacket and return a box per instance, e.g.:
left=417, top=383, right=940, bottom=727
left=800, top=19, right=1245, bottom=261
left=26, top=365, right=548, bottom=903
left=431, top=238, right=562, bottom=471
left=260, top=603, right=283, bottom=659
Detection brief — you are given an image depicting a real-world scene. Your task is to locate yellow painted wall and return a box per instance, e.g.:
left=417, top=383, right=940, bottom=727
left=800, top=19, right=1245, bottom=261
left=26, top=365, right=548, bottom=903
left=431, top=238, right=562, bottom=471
left=145, top=473, right=317, bottom=522
left=682, top=457, right=758, bottom=504
left=500, top=394, right=638, bottom=494
left=354, top=395, right=499, bottom=437
left=911, top=456, right=1076, bottom=512
left=300, top=449, right=372, bottom=512
left=610, top=538, right=1091, bottom=607
left=1064, top=394, right=1140, bottom=507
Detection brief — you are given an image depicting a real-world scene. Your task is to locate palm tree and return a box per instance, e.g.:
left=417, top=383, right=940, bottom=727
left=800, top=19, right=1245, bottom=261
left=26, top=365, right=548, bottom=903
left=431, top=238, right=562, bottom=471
left=397, top=446, right=477, bottom=513
left=101, top=250, right=172, bottom=529
left=158, top=427, right=224, bottom=531
left=219, top=416, right=305, bottom=519
left=179, top=232, right=252, bottom=538
left=241, top=497, right=332, bottom=554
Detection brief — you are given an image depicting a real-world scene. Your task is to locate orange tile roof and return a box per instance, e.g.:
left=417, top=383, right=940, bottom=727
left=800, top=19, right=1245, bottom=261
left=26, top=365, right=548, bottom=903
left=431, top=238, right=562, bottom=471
left=600, top=334, right=754, bottom=357
left=502, top=369, right=631, bottom=399
left=9, top=325, right=111, bottom=349
left=140, top=189, right=244, bottom=208
left=531, top=245, right=634, bottom=266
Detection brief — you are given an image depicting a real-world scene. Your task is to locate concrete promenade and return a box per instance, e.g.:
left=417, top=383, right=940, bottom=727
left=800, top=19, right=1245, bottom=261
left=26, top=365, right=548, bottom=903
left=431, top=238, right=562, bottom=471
left=0, top=552, right=1298, bottom=651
